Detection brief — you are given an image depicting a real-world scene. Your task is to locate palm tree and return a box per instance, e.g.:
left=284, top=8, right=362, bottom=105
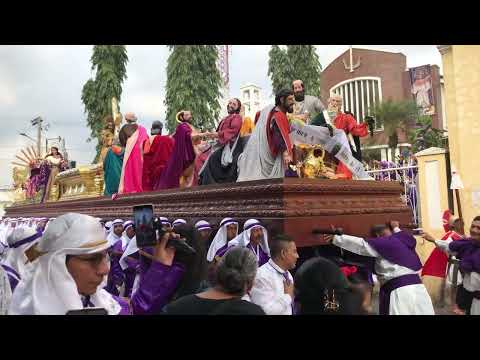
left=370, top=100, right=420, bottom=161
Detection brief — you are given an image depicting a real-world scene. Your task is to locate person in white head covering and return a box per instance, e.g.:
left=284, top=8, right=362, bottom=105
left=121, top=220, right=135, bottom=251
left=8, top=213, right=186, bottom=315
left=104, top=221, right=113, bottom=234
left=226, top=219, right=270, bottom=267
left=119, top=221, right=139, bottom=297
left=105, top=219, right=126, bottom=296
left=195, top=220, right=212, bottom=244
left=3, top=226, right=43, bottom=280
left=206, top=218, right=238, bottom=263
left=107, top=219, right=124, bottom=247
left=172, top=219, right=187, bottom=229
left=159, top=217, right=171, bottom=229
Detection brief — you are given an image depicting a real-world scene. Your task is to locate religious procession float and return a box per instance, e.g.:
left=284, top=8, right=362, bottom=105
left=5, top=96, right=412, bottom=248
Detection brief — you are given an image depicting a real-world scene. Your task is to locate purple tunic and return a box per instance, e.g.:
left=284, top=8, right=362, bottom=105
left=246, top=243, right=270, bottom=267
left=449, top=238, right=480, bottom=273
left=367, top=231, right=422, bottom=271
left=216, top=243, right=270, bottom=267
left=155, top=122, right=196, bottom=190
left=123, top=255, right=140, bottom=298
left=105, top=239, right=125, bottom=296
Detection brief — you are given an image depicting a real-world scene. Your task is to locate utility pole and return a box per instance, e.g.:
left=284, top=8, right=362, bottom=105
left=31, top=116, right=43, bottom=157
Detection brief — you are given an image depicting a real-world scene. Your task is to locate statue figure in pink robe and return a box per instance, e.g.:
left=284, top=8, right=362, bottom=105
left=118, top=123, right=149, bottom=194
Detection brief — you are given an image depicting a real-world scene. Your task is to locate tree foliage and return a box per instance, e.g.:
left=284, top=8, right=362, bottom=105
left=370, top=99, right=421, bottom=159
left=268, top=45, right=322, bottom=96
left=164, top=45, right=222, bottom=133
left=81, top=45, right=128, bottom=161
left=408, top=115, right=447, bottom=153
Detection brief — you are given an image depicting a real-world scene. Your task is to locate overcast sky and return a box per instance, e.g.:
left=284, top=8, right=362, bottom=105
left=0, top=45, right=442, bottom=186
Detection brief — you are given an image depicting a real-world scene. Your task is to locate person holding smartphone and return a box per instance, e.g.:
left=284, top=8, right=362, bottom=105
left=8, top=213, right=185, bottom=315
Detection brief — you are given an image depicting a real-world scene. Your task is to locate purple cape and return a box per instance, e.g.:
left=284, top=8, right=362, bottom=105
left=449, top=238, right=480, bottom=273
left=367, top=231, right=422, bottom=271
left=155, top=122, right=195, bottom=190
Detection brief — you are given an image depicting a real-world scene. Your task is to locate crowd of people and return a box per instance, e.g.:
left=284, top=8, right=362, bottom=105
left=1, top=211, right=479, bottom=315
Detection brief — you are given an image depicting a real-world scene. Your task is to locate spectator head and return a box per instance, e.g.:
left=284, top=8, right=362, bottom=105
left=216, top=247, right=258, bottom=297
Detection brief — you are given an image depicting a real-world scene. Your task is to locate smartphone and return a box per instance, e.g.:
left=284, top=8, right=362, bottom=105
left=66, top=308, right=108, bottom=315
left=134, top=204, right=157, bottom=247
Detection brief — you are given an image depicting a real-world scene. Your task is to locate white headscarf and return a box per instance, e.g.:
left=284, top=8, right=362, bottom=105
left=228, top=219, right=270, bottom=258
left=159, top=217, right=171, bottom=228
left=106, top=219, right=124, bottom=247
left=121, top=221, right=134, bottom=250
left=172, top=219, right=187, bottom=228
left=8, top=213, right=121, bottom=315
left=119, top=236, right=138, bottom=271
left=4, top=227, right=41, bottom=279
left=206, top=218, right=238, bottom=262
left=195, top=220, right=211, bottom=231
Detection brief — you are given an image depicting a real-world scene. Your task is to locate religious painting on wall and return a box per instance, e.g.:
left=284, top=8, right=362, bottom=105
left=409, top=65, right=435, bottom=116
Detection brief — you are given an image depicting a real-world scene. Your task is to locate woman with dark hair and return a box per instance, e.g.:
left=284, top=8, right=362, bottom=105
left=42, top=146, right=67, bottom=202
left=164, top=247, right=265, bottom=315
left=294, top=256, right=364, bottom=315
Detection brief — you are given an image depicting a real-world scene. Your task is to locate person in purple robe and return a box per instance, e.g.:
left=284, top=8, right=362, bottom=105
left=423, top=216, right=480, bottom=315
left=8, top=213, right=185, bottom=315
left=324, top=221, right=434, bottom=315
left=104, top=219, right=125, bottom=296
left=154, top=110, right=215, bottom=190
left=119, top=222, right=140, bottom=298
left=221, top=219, right=271, bottom=268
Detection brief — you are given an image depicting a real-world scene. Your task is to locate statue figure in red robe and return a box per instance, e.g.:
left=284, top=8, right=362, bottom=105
left=198, top=98, right=244, bottom=185
left=154, top=111, right=215, bottom=190
left=142, top=121, right=174, bottom=192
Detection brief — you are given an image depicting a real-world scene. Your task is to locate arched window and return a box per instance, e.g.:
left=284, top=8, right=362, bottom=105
left=330, top=77, right=383, bottom=130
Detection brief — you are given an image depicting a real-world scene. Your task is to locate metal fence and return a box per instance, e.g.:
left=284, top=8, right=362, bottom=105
left=366, top=165, right=420, bottom=226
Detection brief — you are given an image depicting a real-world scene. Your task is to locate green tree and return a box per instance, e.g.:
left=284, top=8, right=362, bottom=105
left=81, top=45, right=128, bottom=162
left=268, top=45, right=291, bottom=94
left=370, top=99, right=420, bottom=161
left=286, top=45, right=322, bottom=97
left=164, top=45, right=222, bottom=133
left=268, top=45, right=322, bottom=96
left=408, top=115, right=447, bottom=153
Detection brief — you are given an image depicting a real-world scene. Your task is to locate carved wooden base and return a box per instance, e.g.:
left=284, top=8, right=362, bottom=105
left=4, top=178, right=412, bottom=247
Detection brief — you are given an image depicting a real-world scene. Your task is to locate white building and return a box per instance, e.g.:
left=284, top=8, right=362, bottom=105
left=240, top=83, right=263, bottom=119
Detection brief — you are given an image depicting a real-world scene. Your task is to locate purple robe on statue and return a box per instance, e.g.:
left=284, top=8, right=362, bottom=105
left=155, top=122, right=196, bottom=190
